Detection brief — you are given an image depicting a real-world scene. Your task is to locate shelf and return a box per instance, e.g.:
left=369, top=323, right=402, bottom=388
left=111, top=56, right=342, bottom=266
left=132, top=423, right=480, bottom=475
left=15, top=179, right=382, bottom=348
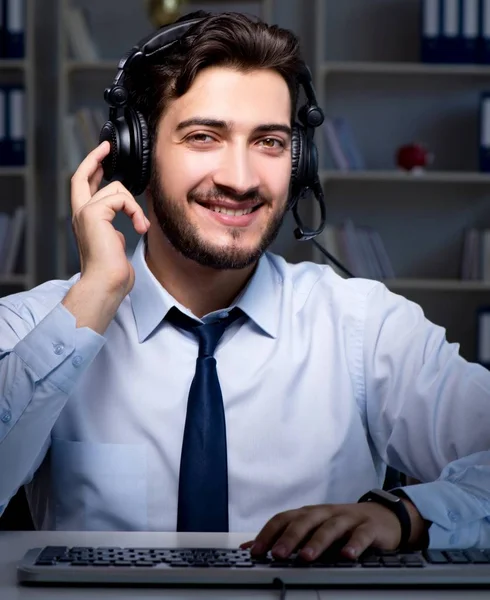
left=0, top=59, right=26, bottom=71
left=0, top=274, right=28, bottom=286
left=65, top=60, right=118, bottom=73
left=383, top=279, right=490, bottom=292
left=321, top=61, right=490, bottom=77
left=320, top=170, right=490, bottom=184
left=0, top=166, right=27, bottom=177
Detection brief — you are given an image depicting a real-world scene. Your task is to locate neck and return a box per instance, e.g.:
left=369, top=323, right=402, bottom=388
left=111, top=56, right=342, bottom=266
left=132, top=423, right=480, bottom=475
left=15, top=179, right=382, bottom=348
left=144, top=230, right=257, bottom=319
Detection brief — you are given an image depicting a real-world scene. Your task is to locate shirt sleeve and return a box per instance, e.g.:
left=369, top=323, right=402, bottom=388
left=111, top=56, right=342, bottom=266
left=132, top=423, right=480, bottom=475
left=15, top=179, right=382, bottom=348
left=0, top=298, right=106, bottom=509
left=361, top=281, right=490, bottom=548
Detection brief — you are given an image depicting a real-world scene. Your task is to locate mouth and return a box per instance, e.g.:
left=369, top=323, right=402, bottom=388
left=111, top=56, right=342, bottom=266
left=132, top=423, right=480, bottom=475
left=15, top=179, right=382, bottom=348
left=195, top=201, right=264, bottom=227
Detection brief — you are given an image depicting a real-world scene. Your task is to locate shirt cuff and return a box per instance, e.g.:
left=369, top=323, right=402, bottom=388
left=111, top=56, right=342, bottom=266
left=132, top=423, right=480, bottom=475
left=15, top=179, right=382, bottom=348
left=13, top=301, right=106, bottom=393
left=395, top=481, right=489, bottom=548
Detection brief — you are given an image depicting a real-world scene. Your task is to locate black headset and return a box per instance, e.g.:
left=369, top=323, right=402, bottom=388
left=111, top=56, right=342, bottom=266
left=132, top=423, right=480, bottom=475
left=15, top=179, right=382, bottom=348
left=99, top=15, right=353, bottom=274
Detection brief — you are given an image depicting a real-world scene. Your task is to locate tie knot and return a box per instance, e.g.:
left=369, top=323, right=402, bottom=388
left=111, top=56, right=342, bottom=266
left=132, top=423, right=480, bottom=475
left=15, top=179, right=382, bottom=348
left=166, top=307, right=242, bottom=357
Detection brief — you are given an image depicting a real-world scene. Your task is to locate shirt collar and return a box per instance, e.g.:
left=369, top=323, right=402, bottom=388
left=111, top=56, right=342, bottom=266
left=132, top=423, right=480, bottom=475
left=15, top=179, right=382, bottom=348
left=129, top=236, right=281, bottom=343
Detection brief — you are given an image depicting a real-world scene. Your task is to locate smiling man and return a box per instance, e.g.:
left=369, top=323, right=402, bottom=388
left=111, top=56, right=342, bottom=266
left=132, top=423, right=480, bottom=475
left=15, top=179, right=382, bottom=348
left=1, top=11, right=490, bottom=562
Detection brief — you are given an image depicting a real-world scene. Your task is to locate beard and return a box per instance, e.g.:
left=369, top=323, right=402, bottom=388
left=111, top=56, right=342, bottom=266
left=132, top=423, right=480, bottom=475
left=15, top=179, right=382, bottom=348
left=148, top=168, right=287, bottom=270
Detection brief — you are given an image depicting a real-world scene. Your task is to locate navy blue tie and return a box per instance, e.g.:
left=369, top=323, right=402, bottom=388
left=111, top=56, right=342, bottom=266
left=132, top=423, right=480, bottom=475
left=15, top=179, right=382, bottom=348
left=166, top=306, right=242, bottom=532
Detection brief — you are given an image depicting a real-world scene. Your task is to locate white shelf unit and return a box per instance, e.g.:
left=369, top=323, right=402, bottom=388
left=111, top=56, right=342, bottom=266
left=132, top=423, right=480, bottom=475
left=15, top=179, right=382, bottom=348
left=56, top=0, right=274, bottom=281
left=312, top=0, right=490, bottom=361
left=0, top=1, right=36, bottom=292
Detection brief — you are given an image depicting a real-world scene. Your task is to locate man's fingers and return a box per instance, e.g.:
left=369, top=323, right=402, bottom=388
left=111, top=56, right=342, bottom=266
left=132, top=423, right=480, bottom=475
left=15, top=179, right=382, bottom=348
left=239, top=540, right=254, bottom=550
left=250, top=510, right=295, bottom=555
left=71, top=141, right=111, bottom=212
left=87, top=192, right=149, bottom=235
left=298, top=515, right=356, bottom=561
left=89, top=165, right=105, bottom=197
left=339, top=524, right=377, bottom=560
left=269, top=510, right=330, bottom=558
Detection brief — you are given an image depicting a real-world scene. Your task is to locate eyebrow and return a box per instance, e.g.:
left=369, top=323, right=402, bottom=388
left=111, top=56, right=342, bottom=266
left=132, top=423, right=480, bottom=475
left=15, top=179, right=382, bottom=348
left=175, top=118, right=292, bottom=137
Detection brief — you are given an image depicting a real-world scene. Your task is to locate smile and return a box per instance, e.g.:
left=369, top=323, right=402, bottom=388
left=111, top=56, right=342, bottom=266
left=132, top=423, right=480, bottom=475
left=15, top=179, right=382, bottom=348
left=195, top=202, right=264, bottom=227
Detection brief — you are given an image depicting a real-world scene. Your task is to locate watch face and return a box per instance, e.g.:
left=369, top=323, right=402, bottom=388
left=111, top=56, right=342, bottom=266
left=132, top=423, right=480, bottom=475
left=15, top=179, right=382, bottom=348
left=372, top=489, right=400, bottom=503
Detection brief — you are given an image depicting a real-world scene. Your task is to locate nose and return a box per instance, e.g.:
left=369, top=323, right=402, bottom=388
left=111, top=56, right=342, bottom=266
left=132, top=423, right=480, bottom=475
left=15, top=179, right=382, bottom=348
left=212, top=142, right=261, bottom=197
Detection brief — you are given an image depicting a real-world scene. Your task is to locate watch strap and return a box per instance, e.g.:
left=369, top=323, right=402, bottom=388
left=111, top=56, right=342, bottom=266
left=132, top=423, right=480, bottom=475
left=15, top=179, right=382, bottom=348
left=358, top=488, right=412, bottom=549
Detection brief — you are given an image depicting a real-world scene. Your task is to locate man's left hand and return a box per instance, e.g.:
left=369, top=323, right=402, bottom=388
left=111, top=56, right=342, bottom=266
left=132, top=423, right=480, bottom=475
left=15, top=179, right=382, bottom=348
left=240, top=501, right=421, bottom=561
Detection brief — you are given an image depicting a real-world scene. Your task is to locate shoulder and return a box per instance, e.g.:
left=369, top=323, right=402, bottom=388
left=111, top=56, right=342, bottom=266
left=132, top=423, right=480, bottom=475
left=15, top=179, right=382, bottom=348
left=266, top=251, right=385, bottom=305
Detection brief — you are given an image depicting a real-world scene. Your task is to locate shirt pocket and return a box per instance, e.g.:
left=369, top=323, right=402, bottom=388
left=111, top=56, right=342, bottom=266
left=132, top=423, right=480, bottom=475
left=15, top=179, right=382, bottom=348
left=50, top=437, right=147, bottom=531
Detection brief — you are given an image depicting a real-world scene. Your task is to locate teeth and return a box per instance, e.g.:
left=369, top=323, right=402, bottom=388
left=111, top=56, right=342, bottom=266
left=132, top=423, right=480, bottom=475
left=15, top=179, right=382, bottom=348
left=209, top=206, right=254, bottom=216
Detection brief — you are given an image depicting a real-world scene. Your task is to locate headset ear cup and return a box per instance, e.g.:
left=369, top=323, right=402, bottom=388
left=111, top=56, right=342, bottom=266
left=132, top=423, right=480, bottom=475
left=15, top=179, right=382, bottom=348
left=131, top=110, right=151, bottom=196
left=289, top=125, right=305, bottom=207
left=99, top=116, right=131, bottom=185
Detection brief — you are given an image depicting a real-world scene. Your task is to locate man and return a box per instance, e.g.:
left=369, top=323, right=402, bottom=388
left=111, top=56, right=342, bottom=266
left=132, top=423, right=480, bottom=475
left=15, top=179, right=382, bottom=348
left=0, top=11, right=489, bottom=562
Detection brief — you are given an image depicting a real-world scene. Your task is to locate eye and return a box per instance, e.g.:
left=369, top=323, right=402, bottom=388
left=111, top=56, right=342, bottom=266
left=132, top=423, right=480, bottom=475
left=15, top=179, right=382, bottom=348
left=259, top=137, right=285, bottom=150
left=186, top=133, right=215, bottom=144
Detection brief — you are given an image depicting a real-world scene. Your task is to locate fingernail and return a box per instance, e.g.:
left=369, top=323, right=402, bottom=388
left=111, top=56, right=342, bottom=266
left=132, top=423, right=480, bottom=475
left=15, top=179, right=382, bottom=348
left=302, top=547, right=315, bottom=559
left=251, top=541, right=265, bottom=554
left=344, top=546, right=358, bottom=558
left=272, top=544, right=287, bottom=558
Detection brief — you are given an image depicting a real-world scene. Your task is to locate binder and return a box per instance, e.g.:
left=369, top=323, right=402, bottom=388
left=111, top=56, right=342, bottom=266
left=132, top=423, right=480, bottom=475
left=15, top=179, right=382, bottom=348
left=0, top=0, right=5, bottom=58
left=479, top=92, right=490, bottom=172
left=479, top=0, right=490, bottom=62
left=421, top=0, right=442, bottom=62
left=460, top=0, right=479, bottom=62
left=476, top=307, right=490, bottom=368
left=440, top=0, right=461, bottom=62
left=4, top=0, right=24, bottom=58
left=4, top=86, right=25, bottom=165
left=0, top=87, right=7, bottom=165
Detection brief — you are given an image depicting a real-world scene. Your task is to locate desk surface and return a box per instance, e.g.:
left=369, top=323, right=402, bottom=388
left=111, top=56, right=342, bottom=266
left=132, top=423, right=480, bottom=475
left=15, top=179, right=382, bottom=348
left=1, top=531, right=489, bottom=600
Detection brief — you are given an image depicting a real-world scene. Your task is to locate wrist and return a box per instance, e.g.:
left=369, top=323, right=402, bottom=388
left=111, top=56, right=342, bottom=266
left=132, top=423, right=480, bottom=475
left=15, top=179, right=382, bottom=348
left=390, top=489, right=431, bottom=549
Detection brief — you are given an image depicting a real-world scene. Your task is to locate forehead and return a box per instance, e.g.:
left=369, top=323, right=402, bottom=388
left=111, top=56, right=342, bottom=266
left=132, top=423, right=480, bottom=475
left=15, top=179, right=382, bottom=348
left=165, top=66, right=292, bottom=127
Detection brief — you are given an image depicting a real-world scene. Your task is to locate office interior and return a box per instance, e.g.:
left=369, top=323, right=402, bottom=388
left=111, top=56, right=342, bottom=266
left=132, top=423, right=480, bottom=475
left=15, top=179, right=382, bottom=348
left=0, top=0, right=489, bottom=543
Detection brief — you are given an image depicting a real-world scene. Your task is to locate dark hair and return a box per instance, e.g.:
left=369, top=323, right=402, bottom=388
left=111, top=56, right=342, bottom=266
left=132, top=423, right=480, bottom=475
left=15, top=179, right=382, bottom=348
left=125, top=11, right=303, bottom=144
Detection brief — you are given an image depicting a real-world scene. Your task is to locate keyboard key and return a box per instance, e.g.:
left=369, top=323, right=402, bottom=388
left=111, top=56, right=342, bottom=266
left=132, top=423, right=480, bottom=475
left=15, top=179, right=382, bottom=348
left=445, top=551, right=470, bottom=564
left=425, top=550, right=449, bottom=564
left=464, top=550, right=490, bottom=563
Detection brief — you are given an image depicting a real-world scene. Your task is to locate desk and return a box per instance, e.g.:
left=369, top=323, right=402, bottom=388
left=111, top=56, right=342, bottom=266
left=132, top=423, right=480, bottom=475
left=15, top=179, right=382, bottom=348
left=1, top=531, right=489, bottom=600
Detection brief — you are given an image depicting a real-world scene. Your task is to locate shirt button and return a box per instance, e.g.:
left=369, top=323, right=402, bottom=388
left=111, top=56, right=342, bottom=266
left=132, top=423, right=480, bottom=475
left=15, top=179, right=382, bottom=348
left=72, top=355, right=83, bottom=368
left=448, top=510, right=460, bottom=523
left=1, top=410, right=12, bottom=424
left=53, top=343, right=65, bottom=355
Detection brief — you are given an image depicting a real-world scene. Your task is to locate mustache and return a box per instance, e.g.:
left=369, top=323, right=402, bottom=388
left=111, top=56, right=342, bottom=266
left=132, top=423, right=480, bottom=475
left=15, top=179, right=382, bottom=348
left=188, top=187, right=267, bottom=205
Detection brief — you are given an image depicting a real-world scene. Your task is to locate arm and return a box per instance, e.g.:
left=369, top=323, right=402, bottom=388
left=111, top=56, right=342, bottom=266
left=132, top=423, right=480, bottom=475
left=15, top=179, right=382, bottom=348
left=362, top=282, right=490, bottom=548
left=0, top=141, right=149, bottom=513
left=0, top=296, right=106, bottom=510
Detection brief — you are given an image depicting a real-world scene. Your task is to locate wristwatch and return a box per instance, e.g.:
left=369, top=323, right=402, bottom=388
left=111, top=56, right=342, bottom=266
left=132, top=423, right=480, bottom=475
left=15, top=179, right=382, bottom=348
left=358, top=488, right=412, bottom=549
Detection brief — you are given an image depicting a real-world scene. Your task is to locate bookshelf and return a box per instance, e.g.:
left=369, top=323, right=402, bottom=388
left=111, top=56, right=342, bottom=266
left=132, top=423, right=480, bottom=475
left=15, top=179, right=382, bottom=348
left=55, top=0, right=273, bottom=281
left=312, top=0, right=490, bottom=361
left=0, top=0, right=36, bottom=294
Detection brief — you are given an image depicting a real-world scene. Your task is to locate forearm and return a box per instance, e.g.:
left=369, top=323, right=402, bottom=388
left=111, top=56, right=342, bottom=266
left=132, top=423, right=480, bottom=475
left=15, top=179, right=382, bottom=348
left=62, top=276, right=126, bottom=334
left=0, top=302, right=105, bottom=503
left=396, top=453, right=490, bottom=548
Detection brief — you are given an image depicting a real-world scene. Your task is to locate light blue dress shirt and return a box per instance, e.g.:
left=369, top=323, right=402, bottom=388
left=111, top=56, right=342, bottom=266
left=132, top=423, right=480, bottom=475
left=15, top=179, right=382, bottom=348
left=0, top=237, right=490, bottom=547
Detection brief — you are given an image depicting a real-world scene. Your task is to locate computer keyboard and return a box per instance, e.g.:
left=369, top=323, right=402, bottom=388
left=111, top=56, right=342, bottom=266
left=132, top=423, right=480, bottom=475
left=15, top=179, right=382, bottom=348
left=17, top=545, right=490, bottom=587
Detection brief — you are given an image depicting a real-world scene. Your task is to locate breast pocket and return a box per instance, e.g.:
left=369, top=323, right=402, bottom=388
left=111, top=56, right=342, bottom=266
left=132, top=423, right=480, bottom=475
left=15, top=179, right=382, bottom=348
left=50, top=438, right=147, bottom=531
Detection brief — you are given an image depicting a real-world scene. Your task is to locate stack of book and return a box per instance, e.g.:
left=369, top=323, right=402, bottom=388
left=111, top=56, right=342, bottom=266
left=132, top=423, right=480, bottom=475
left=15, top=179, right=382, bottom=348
left=63, top=2, right=99, bottom=61
left=64, top=107, right=106, bottom=172
left=461, top=227, right=490, bottom=280
left=421, top=0, right=490, bottom=64
left=0, top=0, right=25, bottom=59
left=0, top=206, right=26, bottom=275
left=322, top=117, right=365, bottom=171
left=314, top=220, right=395, bottom=280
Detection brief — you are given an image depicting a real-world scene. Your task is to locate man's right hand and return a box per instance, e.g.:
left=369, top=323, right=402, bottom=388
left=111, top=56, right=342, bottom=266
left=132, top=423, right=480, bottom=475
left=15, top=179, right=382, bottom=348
left=61, top=142, right=151, bottom=334
left=70, top=141, right=150, bottom=297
